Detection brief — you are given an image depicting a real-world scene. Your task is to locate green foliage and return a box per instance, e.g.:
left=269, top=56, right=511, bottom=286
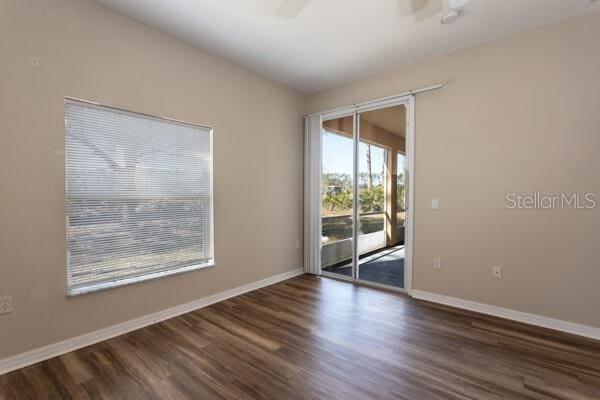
left=358, top=185, right=384, bottom=213
left=322, top=172, right=386, bottom=214
left=322, top=172, right=352, bottom=189
left=397, top=183, right=405, bottom=210
left=322, top=189, right=353, bottom=212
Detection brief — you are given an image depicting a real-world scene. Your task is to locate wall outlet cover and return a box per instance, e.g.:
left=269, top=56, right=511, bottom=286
left=0, top=296, right=13, bottom=314
left=492, top=266, right=503, bottom=279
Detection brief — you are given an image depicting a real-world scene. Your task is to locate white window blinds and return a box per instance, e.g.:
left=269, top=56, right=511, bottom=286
left=65, top=99, right=213, bottom=296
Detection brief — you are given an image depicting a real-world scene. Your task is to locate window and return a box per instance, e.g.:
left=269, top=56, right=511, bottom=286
left=64, top=99, right=213, bottom=296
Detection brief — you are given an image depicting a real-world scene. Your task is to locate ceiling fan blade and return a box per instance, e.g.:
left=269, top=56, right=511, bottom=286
left=440, top=0, right=472, bottom=23
left=276, top=0, right=309, bottom=19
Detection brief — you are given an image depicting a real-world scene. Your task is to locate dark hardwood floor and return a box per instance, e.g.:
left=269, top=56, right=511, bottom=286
left=2, top=274, right=600, bottom=399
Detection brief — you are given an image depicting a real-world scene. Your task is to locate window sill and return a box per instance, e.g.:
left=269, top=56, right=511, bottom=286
left=67, top=260, right=216, bottom=297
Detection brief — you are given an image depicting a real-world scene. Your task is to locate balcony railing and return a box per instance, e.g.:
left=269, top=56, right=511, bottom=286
left=321, top=211, right=405, bottom=268
left=321, top=210, right=405, bottom=243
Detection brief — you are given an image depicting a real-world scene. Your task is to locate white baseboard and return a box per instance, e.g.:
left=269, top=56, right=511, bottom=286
left=0, top=268, right=304, bottom=376
left=412, top=290, right=600, bottom=341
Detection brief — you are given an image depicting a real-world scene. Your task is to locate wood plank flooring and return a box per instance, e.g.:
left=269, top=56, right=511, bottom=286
left=1, top=274, right=600, bottom=399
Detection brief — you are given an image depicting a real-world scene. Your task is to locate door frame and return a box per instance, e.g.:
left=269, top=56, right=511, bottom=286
left=318, top=95, right=415, bottom=295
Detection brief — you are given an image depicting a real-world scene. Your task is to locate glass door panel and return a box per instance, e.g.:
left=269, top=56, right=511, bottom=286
left=356, top=141, right=389, bottom=283
left=356, top=106, right=406, bottom=289
left=397, top=152, right=406, bottom=246
left=320, top=116, right=355, bottom=279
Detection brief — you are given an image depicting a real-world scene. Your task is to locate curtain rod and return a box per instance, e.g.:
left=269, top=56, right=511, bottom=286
left=304, top=83, right=443, bottom=118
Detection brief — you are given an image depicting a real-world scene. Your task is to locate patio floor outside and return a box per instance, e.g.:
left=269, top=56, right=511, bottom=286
left=322, top=244, right=404, bottom=289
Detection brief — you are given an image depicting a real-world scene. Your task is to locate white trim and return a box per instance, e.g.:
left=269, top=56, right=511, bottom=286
left=412, top=290, right=600, bottom=341
left=404, top=96, right=415, bottom=295
left=354, top=94, right=412, bottom=114
left=355, top=84, right=443, bottom=108
left=321, top=107, right=354, bottom=121
left=65, top=96, right=214, bottom=130
left=67, top=262, right=216, bottom=297
left=305, top=84, right=443, bottom=118
left=0, top=268, right=303, bottom=376
left=352, top=112, right=359, bottom=280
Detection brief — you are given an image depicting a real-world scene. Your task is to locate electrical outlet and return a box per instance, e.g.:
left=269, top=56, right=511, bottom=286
left=433, top=258, right=441, bottom=270
left=0, top=296, right=13, bottom=314
left=431, top=198, right=440, bottom=210
left=492, top=266, right=503, bottom=279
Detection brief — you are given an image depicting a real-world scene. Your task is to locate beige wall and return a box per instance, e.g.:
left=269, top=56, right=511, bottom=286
left=308, top=12, right=600, bottom=328
left=2, top=0, right=600, bottom=361
left=0, top=0, right=304, bottom=359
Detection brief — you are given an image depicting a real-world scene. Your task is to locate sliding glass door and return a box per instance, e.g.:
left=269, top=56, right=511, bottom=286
left=314, top=97, right=412, bottom=292
left=397, top=151, right=406, bottom=246
left=320, top=115, right=355, bottom=279
left=355, top=106, right=406, bottom=289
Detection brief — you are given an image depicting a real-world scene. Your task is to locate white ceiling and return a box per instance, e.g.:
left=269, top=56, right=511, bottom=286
left=96, top=0, right=600, bottom=93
